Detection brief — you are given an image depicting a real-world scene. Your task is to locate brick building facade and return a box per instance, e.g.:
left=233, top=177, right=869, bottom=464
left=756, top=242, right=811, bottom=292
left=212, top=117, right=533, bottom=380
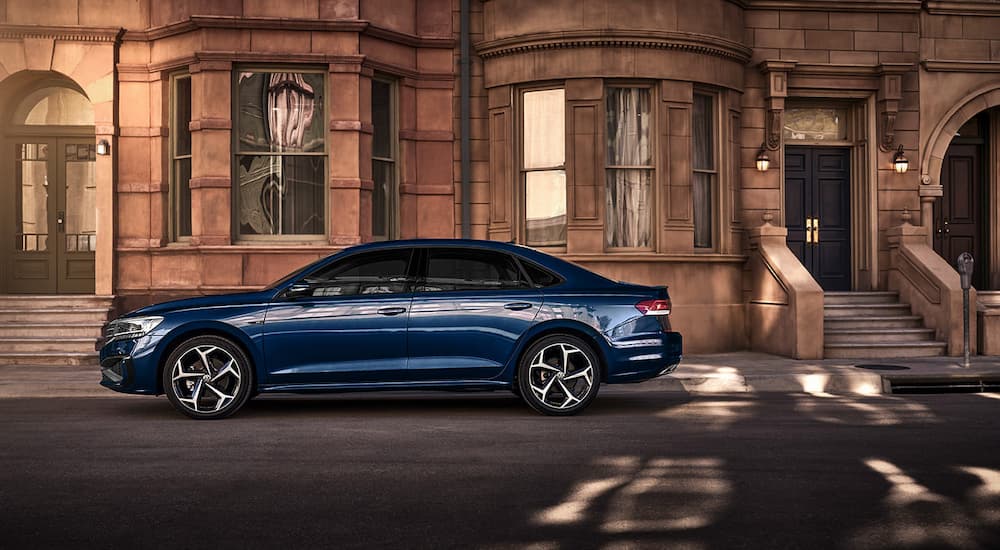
left=2, top=0, right=1000, bottom=358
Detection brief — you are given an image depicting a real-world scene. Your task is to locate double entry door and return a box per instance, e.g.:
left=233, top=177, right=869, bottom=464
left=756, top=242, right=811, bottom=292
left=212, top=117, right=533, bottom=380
left=7, top=138, right=96, bottom=293
left=784, top=146, right=852, bottom=291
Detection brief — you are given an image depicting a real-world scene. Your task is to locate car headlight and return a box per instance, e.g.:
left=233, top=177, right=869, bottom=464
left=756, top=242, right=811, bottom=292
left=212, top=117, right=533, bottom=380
left=103, top=316, right=164, bottom=342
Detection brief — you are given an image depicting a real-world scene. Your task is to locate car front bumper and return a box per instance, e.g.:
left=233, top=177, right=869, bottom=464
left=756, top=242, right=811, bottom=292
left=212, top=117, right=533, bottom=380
left=98, top=337, right=160, bottom=395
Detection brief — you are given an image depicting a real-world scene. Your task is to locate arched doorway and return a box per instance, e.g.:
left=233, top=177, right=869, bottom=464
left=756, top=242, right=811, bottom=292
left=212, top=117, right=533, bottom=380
left=1, top=74, right=97, bottom=294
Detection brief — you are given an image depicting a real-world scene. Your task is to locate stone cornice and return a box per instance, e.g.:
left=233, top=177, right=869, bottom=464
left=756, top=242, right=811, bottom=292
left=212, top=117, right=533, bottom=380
left=746, top=0, right=921, bottom=12
left=475, top=29, right=753, bottom=64
left=922, top=60, right=1000, bottom=73
left=0, top=24, right=124, bottom=42
left=123, top=16, right=454, bottom=49
left=924, top=1, right=1000, bottom=16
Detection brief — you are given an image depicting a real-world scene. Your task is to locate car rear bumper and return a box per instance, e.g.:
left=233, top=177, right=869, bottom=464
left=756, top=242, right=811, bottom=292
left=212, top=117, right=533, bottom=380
left=604, top=331, right=682, bottom=383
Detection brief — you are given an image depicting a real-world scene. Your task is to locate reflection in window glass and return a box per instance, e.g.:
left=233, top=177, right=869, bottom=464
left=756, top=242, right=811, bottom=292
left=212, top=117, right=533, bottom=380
left=306, top=250, right=411, bottom=296
left=522, top=89, right=566, bottom=246
left=236, top=71, right=326, bottom=236
left=606, top=88, right=652, bottom=248
left=16, top=144, right=49, bottom=251
left=419, top=249, right=527, bottom=292
left=783, top=107, right=848, bottom=141
left=372, top=79, right=397, bottom=240
left=173, top=75, right=193, bottom=238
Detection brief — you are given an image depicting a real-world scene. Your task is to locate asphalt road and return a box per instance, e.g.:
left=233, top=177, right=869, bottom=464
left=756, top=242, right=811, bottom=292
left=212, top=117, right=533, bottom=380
left=1, top=390, right=999, bottom=549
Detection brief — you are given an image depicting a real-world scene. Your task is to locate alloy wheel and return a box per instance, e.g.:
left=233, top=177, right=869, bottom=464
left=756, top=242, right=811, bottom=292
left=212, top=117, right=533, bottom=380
left=169, top=344, right=243, bottom=414
left=526, top=342, right=595, bottom=411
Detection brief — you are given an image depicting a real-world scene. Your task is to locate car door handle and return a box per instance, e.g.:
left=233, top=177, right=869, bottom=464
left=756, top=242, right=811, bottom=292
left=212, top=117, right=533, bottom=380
left=504, top=302, right=533, bottom=311
left=377, top=306, right=407, bottom=316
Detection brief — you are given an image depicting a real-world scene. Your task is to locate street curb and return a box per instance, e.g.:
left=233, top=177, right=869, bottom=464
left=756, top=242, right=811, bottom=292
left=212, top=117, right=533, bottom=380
left=645, top=372, right=885, bottom=394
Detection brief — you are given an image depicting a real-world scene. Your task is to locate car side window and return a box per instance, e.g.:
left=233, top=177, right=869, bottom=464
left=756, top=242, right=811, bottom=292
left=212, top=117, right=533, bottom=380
left=417, top=249, right=530, bottom=292
left=519, top=259, right=563, bottom=288
left=303, top=249, right=412, bottom=297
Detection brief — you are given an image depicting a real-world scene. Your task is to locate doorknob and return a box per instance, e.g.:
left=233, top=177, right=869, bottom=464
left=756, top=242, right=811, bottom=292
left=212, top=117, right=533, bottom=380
left=813, top=218, right=819, bottom=244
left=57, top=211, right=65, bottom=233
left=805, top=218, right=814, bottom=244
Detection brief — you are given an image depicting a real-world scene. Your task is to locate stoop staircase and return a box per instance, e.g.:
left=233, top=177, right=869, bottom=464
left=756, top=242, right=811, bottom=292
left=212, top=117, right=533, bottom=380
left=823, top=291, right=947, bottom=359
left=0, top=295, right=113, bottom=366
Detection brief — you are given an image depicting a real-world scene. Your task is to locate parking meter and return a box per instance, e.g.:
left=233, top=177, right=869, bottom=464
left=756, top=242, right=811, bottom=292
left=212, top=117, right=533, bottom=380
left=957, top=252, right=974, bottom=367
left=957, top=252, right=974, bottom=290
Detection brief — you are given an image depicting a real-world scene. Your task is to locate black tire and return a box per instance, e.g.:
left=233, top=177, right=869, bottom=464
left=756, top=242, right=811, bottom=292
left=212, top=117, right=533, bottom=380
left=162, top=335, right=254, bottom=420
left=517, top=334, right=601, bottom=416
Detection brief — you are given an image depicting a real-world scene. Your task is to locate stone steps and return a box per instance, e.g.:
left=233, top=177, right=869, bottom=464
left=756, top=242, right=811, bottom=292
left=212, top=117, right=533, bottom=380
left=823, top=292, right=945, bottom=359
left=0, top=296, right=111, bottom=366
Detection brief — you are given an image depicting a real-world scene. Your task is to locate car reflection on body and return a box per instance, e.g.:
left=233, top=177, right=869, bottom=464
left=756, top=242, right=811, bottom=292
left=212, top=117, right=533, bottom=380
left=98, top=239, right=682, bottom=419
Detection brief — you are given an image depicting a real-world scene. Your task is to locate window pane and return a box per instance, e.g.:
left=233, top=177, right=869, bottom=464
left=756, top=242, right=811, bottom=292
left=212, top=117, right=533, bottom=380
left=693, top=172, right=713, bottom=248
left=175, top=77, right=192, bottom=157
left=237, top=155, right=325, bottom=235
left=783, top=107, right=848, bottom=141
left=64, top=150, right=96, bottom=252
left=693, top=94, right=714, bottom=170
left=372, top=80, right=393, bottom=159
left=520, top=260, right=562, bottom=288
left=307, top=249, right=411, bottom=296
left=237, top=72, right=324, bottom=152
left=372, top=159, right=394, bottom=239
left=16, top=144, right=49, bottom=251
left=175, top=158, right=192, bottom=237
left=606, top=169, right=651, bottom=248
left=523, top=89, right=564, bottom=169
left=419, top=249, right=527, bottom=292
left=606, top=88, right=651, bottom=166
left=525, top=170, right=566, bottom=247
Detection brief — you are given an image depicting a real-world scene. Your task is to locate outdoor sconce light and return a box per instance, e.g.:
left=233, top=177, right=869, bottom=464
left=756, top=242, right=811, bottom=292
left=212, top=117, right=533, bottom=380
left=755, top=145, right=770, bottom=172
left=892, top=144, right=908, bottom=174
left=96, top=139, right=110, bottom=156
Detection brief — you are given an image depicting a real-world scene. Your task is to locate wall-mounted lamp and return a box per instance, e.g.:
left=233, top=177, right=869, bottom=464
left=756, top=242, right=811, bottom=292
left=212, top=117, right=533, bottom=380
left=892, top=144, right=908, bottom=174
left=96, top=139, right=110, bottom=156
left=755, top=144, right=770, bottom=172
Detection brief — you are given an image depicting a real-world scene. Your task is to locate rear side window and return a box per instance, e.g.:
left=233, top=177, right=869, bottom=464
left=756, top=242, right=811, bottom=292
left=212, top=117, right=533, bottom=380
left=304, top=249, right=412, bottom=296
left=419, top=248, right=529, bottom=292
left=519, top=260, right=562, bottom=288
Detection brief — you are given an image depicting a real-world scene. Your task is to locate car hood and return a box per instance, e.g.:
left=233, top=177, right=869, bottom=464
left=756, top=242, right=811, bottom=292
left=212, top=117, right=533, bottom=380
left=126, top=290, right=276, bottom=317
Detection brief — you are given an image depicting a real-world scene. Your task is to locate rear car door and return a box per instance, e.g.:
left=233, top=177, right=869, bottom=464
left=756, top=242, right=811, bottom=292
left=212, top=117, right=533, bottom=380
left=263, top=248, right=415, bottom=387
left=406, top=247, right=543, bottom=381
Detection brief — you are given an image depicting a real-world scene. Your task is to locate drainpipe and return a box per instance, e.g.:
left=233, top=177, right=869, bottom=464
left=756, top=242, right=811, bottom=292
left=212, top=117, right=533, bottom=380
left=459, top=0, right=472, bottom=239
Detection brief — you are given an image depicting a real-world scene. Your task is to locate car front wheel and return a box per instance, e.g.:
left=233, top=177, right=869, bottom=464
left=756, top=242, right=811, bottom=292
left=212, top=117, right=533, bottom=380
left=517, top=334, right=600, bottom=416
left=162, top=335, right=253, bottom=420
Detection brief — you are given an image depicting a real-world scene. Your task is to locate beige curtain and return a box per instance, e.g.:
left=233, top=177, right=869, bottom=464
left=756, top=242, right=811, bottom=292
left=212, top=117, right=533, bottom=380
left=606, top=88, right=652, bottom=248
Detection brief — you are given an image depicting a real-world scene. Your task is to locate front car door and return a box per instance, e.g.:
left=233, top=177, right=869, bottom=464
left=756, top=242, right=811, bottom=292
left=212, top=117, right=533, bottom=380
left=406, top=247, right=543, bottom=381
left=262, top=248, right=416, bottom=388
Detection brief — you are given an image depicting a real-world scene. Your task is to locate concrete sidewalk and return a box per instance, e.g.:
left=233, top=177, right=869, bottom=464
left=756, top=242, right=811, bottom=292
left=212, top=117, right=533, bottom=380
left=3, top=352, right=1000, bottom=398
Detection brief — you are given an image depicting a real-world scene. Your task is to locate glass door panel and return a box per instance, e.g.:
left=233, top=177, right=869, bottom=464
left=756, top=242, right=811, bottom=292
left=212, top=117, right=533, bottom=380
left=57, top=141, right=96, bottom=292
left=8, top=142, right=57, bottom=292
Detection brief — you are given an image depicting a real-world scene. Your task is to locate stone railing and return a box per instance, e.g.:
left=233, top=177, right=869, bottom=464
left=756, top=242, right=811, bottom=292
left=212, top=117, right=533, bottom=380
left=886, top=221, right=975, bottom=356
left=747, top=218, right=824, bottom=359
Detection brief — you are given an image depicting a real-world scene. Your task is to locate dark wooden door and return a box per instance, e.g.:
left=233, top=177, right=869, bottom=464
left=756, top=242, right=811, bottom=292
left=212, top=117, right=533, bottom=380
left=934, top=142, right=986, bottom=288
left=785, top=146, right=852, bottom=291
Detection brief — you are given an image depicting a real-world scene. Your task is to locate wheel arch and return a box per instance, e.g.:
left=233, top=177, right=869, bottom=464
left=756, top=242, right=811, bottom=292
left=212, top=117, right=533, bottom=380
left=153, top=322, right=260, bottom=394
left=505, top=320, right=611, bottom=384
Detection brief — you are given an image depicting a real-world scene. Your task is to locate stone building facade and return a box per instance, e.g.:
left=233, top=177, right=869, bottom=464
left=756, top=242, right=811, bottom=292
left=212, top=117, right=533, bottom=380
left=2, top=0, right=1000, bottom=357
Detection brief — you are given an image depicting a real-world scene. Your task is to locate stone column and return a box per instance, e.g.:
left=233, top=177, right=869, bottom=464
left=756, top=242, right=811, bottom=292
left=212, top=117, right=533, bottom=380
left=328, top=59, right=371, bottom=245
left=188, top=60, right=232, bottom=246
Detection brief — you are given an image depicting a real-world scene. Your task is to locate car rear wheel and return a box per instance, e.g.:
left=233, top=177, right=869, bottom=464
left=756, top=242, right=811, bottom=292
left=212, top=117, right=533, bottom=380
left=162, top=335, right=253, bottom=420
left=517, top=334, right=600, bottom=416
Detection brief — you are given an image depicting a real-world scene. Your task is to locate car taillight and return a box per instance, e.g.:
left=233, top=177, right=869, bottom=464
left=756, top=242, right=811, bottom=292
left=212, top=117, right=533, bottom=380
left=635, top=299, right=671, bottom=316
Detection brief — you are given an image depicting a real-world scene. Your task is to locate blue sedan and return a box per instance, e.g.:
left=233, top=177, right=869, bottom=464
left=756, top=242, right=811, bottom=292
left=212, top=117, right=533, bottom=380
left=98, top=240, right=682, bottom=419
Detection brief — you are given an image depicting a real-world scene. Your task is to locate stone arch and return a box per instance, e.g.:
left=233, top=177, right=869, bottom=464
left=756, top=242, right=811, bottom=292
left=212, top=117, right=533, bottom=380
left=921, top=82, right=1000, bottom=186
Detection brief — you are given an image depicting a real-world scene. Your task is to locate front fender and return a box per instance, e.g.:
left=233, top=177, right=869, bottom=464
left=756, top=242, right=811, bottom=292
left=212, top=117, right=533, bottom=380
left=151, top=320, right=265, bottom=391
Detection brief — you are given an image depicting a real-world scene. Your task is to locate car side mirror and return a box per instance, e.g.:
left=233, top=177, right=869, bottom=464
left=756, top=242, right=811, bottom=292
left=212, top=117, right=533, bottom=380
left=283, top=282, right=314, bottom=299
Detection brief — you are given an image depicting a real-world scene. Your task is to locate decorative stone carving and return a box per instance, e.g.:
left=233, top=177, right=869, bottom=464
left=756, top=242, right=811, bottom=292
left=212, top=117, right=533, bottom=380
left=876, top=64, right=912, bottom=152
left=758, top=60, right=797, bottom=151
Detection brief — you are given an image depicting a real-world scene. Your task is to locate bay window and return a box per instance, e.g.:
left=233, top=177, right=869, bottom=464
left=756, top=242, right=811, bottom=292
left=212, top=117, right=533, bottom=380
left=692, top=92, right=716, bottom=249
left=521, top=88, right=566, bottom=247
left=605, top=87, right=653, bottom=249
left=234, top=69, right=326, bottom=238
